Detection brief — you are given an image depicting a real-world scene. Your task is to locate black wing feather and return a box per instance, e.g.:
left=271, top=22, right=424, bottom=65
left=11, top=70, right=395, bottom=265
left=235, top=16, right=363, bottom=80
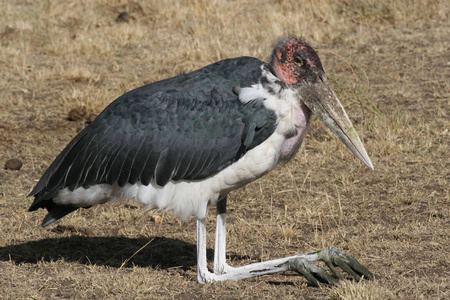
left=29, top=57, right=278, bottom=225
left=154, top=147, right=172, bottom=186
left=126, top=135, right=150, bottom=185
left=83, top=132, right=116, bottom=186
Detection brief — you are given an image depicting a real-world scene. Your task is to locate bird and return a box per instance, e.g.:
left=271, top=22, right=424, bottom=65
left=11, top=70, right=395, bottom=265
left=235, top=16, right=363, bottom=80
left=29, top=37, right=375, bottom=286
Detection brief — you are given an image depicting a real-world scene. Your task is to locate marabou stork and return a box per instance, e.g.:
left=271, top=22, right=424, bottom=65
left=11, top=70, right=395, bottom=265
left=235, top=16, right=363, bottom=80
left=29, top=37, right=375, bottom=285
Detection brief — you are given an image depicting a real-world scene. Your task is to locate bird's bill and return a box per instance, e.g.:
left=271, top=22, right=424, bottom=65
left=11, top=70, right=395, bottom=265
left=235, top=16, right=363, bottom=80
left=300, top=79, right=374, bottom=170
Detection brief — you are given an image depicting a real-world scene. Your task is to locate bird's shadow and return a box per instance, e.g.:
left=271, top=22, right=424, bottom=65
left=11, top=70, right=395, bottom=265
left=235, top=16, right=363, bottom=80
left=0, top=235, right=249, bottom=271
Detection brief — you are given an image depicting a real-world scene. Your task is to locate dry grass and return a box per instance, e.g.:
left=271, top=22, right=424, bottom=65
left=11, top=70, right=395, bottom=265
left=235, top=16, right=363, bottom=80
left=0, top=0, right=449, bottom=299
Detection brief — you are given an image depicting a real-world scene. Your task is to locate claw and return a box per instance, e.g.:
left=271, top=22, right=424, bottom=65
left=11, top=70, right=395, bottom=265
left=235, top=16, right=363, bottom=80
left=318, top=247, right=375, bottom=280
left=287, top=258, right=338, bottom=286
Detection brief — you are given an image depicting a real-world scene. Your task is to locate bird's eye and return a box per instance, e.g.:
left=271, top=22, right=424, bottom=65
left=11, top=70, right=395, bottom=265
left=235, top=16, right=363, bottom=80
left=293, top=56, right=303, bottom=66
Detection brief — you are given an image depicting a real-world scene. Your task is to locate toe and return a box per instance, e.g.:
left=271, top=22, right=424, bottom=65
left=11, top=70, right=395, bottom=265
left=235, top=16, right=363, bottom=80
left=288, top=258, right=338, bottom=286
left=319, top=247, right=375, bottom=281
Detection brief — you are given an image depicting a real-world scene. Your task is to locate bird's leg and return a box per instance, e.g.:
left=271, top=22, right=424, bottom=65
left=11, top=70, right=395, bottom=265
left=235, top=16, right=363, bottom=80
left=196, top=217, right=211, bottom=283
left=196, top=199, right=213, bottom=284
left=198, top=245, right=373, bottom=284
left=196, top=201, right=373, bottom=285
left=213, top=197, right=232, bottom=275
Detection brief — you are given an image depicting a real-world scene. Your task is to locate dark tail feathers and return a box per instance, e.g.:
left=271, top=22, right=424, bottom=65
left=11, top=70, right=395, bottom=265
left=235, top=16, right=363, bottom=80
left=41, top=205, right=79, bottom=227
left=29, top=196, right=80, bottom=227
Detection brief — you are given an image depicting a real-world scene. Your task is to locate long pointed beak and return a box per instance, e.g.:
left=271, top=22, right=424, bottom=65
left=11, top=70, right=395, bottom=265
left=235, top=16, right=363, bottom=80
left=300, top=77, right=374, bottom=170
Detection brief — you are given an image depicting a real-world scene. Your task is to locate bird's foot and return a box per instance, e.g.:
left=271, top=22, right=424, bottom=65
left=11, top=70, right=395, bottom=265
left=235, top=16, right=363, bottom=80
left=198, top=267, right=216, bottom=283
left=286, top=246, right=375, bottom=287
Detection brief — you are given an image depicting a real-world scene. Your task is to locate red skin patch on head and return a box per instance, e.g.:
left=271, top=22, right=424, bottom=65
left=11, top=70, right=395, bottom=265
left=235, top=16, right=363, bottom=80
left=274, top=49, right=297, bottom=84
left=271, top=37, right=324, bottom=85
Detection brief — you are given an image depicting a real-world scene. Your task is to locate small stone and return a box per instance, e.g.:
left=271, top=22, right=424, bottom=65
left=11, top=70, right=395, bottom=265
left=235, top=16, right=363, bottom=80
left=116, top=12, right=129, bottom=23
left=5, top=158, right=22, bottom=170
left=68, top=107, right=87, bottom=121
left=151, top=215, right=163, bottom=223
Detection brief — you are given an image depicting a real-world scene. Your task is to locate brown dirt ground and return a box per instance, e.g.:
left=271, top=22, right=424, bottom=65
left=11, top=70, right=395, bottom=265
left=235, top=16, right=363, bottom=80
left=0, top=1, right=448, bottom=299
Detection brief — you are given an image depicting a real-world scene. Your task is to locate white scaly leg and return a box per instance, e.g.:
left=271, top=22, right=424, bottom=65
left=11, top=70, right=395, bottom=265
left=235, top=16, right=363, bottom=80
left=201, top=246, right=374, bottom=286
left=196, top=217, right=211, bottom=283
left=196, top=199, right=374, bottom=285
left=213, top=198, right=232, bottom=275
left=196, top=199, right=213, bottom=283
